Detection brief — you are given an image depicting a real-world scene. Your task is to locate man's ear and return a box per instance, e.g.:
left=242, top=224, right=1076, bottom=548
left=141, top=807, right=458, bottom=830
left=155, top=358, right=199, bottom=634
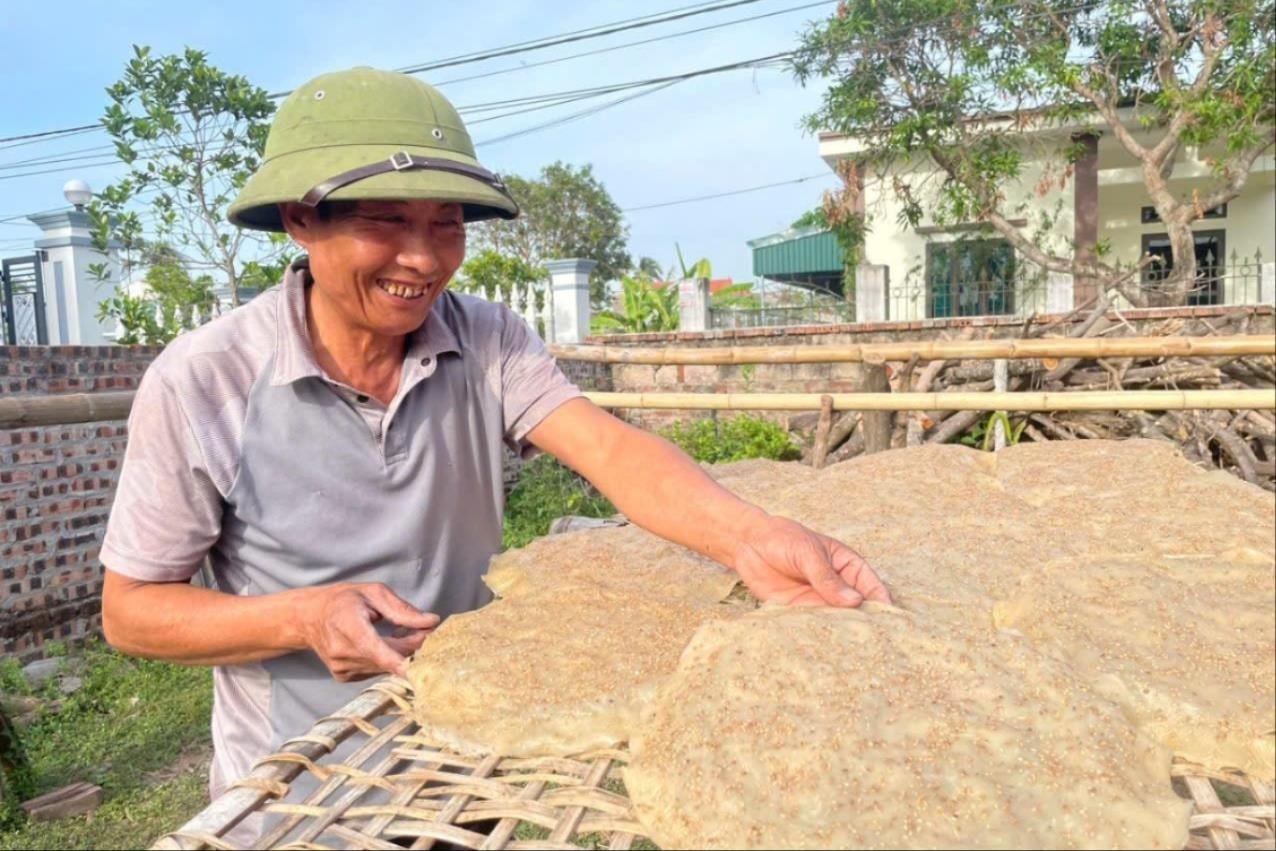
left=278, top=202, right=317, bottom=249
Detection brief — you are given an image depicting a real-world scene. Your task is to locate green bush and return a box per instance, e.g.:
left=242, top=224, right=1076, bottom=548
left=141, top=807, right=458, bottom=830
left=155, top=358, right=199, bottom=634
left=661, top=415, right=800, bottom=464
left=500, top=416, right=796, bottom=551
left=502, top=455, right=614, bottom=550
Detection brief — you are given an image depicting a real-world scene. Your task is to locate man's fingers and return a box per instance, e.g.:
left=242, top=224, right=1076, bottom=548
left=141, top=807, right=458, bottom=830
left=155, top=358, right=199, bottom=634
left=385, top=629, right=431, bottom=657
left=827, top=541, right=893, bottom=605
left=801, top=550, right=863, bottom=608
left=358, top=632, right=410, bottom=678
left=330, top=610, right=411, bottom=678
left=361, top=584, right=440, bottom=630
left=853, top=568, right=893, bottom=605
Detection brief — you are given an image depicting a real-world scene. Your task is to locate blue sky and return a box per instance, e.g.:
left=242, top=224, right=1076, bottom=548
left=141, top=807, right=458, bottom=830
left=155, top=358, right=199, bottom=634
left=0, top=0, right=841, bottom=281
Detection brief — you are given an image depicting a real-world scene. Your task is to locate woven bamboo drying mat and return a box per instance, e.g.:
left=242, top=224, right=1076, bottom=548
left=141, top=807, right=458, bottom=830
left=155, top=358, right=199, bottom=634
left=152, top=677, right=1275, bottom=850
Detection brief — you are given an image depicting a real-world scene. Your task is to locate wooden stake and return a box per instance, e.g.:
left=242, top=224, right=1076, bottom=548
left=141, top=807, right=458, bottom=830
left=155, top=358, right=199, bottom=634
left=811, top=395, right=835, bottom=469
left=993, top=358, right=1009, bottom=450
left=861, top=362, right=893, bottom=454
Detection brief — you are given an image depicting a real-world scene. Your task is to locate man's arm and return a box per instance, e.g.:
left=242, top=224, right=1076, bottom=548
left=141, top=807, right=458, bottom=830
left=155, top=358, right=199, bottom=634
left=102, top=570, right=438, bottom=679
left=526, top=398, right=891, bottom=607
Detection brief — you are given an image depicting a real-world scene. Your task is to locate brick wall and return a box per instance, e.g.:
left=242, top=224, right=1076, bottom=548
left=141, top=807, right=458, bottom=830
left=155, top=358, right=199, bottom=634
left=0, top=346, right=614, bottom=662
left=1, top=345, right=163, bottom=661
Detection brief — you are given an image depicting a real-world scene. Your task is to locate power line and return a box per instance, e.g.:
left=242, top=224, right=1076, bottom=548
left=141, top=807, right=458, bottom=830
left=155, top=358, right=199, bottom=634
left=0, top=126, right=101, bottom=154
left=0, top=158, right=121, bottom=183
left=0, top=0, right=769, bottom=146
left=436, top=0, right=833, bottom=87
left=386, top=0, right=768, bottom=80
left=0, top=52, right=792, bottom=181
left=469, top=52, right=790, bottom=125
left=478, top=81, right=685, bottom=146
left=622, top=173, right=834, bottom=211
left=0, top=124, right=100, bottom=147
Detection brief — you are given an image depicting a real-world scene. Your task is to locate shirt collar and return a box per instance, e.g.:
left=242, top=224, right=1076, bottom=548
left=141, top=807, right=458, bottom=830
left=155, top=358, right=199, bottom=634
left=272, top=257, right=461, bottom=387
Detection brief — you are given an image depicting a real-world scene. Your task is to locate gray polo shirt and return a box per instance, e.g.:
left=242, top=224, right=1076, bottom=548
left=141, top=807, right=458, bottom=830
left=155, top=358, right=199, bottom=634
left=101, top=258, right=581, bottom=815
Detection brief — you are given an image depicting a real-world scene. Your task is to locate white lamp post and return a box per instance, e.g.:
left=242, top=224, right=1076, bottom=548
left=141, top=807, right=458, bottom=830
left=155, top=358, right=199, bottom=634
left=62, top=179, right=93, bottom=210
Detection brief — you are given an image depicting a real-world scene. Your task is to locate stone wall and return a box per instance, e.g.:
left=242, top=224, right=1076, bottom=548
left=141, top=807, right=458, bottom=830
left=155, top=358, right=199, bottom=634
left=1, top=345, right=163, bottom=661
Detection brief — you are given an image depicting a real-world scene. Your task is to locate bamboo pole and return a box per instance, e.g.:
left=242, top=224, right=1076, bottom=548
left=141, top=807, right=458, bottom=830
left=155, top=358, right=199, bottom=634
left=0, top=392, right=134, bottom=429
left=3, top=387, right=1274, bottom=431
left=551, top=334, right=1276, bottom=365
left=585, top=389, right=1276, bottom=412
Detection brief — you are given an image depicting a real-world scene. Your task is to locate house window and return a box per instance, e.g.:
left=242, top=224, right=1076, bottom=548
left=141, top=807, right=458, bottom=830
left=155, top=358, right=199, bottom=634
left=1141, top=230, right=1225, bottom=305
left=1141, top=203, right=1226, bottom=224
left=925, top=239, right=1016, bottom=318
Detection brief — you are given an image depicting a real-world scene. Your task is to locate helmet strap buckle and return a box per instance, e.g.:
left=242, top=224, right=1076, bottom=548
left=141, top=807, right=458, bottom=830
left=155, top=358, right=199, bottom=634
left=389, top=151, right=417, bottom=171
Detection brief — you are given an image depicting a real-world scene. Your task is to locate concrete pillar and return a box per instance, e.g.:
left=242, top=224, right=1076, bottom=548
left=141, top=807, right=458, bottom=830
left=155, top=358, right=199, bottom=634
left=1261, top=261, right=1275, bottom=306
left=855, top=263, right=889, bottom=322
left=1072, top=133, right=1100, bottom=308
left=678, top=277, right=710, bottom=332
left=27, top=208, right=117, bottom=345
left=546, top=258, right=595, bottom=344
left=1046, top=271, right=1074, bottom=314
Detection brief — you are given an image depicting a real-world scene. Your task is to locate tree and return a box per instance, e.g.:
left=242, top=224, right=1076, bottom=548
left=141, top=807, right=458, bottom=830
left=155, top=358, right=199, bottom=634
left=793, top=0, right=1276, bottom=306
left=469, top=162, right=631, bottom=306
left=635, top=256, right=664, bottom=279
left=89, top=45, right=286, bottom=312
left=96, top=244, right=217, bottom=345
left=452, top=249, right=549, bottom=335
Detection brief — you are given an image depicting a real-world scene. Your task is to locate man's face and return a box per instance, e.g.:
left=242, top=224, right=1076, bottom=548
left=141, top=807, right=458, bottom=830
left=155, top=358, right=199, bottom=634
left=281, top=199, right=466, bottom=338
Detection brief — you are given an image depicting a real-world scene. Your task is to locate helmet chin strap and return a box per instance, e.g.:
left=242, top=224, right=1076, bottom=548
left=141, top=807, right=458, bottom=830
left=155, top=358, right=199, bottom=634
left=299, top=151, right=517, bottom=212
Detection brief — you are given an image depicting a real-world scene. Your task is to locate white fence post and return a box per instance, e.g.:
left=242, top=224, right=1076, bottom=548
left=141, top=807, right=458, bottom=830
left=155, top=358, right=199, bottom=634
left=1261, top=261, right=1275, bottom=307
left=855, top=264, right=889, bottom=322
left=678, top=277, right=710, bottom=332
left=546, top=259, right=595, bottom=344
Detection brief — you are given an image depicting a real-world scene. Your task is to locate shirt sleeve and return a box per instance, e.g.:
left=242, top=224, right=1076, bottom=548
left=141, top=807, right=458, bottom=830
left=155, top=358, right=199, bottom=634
left=100, top=367, right=223, bottom=582
left=499, top=310, right=582, bottom=457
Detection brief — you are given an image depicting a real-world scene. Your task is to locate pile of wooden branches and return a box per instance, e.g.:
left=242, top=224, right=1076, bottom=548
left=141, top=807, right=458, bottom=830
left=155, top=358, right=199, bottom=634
left=795, top=298, right=1276, bottom=491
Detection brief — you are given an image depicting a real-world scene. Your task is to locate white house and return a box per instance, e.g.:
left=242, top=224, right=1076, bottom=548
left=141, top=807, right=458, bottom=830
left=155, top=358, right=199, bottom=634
left=812, top=114, right=1275, bottom=321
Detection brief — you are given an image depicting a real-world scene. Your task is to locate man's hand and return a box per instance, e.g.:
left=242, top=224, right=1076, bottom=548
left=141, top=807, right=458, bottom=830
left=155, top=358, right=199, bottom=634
left=296, top=583, right=439, bottom=681
left=731, top=516, right=892, bottom=608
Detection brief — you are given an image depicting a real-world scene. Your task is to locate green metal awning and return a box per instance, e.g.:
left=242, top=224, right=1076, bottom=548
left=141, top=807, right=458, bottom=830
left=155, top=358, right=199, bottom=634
left=747, top=226, right=845, bottom=295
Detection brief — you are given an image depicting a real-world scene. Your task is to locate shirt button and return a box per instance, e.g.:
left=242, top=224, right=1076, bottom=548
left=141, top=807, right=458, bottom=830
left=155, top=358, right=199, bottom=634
left=356, top=394, right=369, bottom=403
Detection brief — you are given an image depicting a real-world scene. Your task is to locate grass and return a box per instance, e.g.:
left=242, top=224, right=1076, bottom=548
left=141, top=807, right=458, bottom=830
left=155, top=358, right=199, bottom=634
left=502, top=455, right=615, bottom=550
left=0, top=638, right=213, bottom=850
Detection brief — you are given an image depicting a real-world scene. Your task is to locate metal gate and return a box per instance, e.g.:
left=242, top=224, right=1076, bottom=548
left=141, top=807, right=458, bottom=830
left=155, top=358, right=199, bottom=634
left=1, top=254, right=48, bottom=345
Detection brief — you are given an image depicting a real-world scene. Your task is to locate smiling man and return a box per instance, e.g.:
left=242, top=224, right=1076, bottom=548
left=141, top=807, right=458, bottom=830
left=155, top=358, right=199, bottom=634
left=99, top=67, right=890, bottom=829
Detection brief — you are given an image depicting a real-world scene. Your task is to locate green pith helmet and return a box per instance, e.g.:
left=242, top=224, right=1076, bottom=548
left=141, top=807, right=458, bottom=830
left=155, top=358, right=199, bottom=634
left=228, top=67, right=518, bottom=231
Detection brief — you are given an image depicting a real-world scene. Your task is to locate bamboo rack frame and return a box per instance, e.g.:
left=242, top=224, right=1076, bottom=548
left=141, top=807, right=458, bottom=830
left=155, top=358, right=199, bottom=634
left=151, top=676, right=1275, bottom=850
left=550, top=334, right=1276, bottom=365
left=3, top=387, right=1273, bottom=430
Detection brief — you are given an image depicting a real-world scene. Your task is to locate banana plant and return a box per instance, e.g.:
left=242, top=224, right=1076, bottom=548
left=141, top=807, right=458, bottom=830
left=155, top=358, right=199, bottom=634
left=673, top=243, right=712, bottom=281
left=591, top=275, right=680, bottom=334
